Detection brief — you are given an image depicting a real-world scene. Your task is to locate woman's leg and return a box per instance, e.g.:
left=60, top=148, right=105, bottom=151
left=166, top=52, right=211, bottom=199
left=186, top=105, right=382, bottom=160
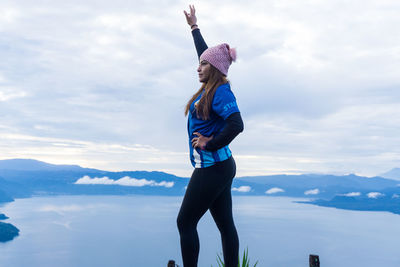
left=209, top=179, right=239, bottom=267
left=177, top=157, right=237, bottom=267
left=177, top=167, right=209, bottom=267
left=209, top=158, right=239, bottom=267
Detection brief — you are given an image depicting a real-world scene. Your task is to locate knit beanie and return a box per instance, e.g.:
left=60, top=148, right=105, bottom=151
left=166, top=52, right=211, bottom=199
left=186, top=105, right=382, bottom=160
left=199, top=43, right=237, bottom=76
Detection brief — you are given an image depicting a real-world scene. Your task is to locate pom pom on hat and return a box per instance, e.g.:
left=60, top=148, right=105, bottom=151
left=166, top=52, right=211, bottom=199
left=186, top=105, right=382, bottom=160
left=229, top=47, right=237, bottom=62
left=200, top=43, right=237, bottom=76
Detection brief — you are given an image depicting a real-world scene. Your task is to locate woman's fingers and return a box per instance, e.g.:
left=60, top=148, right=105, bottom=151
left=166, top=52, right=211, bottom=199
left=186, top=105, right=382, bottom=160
left=192, top=135, right=200, bottom=148
left=191, top=137, right=198, bottom=146
left=191, top=139, right=198, bottom=148
left=184, top=10, right=190, bottom=21
left=192, top=132, right=206, bottom=149
left=184, top=5, right=197, bottom=26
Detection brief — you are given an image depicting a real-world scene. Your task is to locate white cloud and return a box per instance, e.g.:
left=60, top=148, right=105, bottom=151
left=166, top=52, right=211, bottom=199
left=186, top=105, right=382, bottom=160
left=74, top=175, right=174, bottom=188
left=304, top=189, right=320, bottom=195
left=392, top=194, right=399, bottom=199
left=265, top=187, right=284, bottom=194
left=0, top=132, right=191, bottom=176
left=0, top=87, right=27, bottom=101
left=1, top=0, right=400, bottom=177
left=0, top=7, right=20, bottom=25
left=367, top=192, right=384, bottom=199
left=232, top=186, right=251, bottom=193
left=341, top=192, right=361, bottom=197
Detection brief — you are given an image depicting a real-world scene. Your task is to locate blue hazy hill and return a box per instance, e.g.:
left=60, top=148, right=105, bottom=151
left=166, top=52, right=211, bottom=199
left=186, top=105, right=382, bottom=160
left=303, top=194, right=400, bottom=215
left=0, top=176, right=15, bottom=203
left=381, top=168, right=400, bottom=181
left=236, top=174, right=399, bottom=198
left=1, top=159, right=399, bottom=199
left=0, top=189, right=14, bottom=203
left=0, top=158, right=399, bottom=216
left=0, top=158, right=98, bottom=172
left=0, top=159, right=190, bottom=198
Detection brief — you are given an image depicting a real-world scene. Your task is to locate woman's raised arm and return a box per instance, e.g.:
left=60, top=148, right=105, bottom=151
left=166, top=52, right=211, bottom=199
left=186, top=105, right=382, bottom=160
left=184, top=5, right=208, bottom=59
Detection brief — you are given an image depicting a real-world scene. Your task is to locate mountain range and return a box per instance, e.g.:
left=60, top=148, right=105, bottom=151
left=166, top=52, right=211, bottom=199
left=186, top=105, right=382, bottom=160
left=0, top=158, right=399, bottom=215
left=380, top=167, right=400, bottom=181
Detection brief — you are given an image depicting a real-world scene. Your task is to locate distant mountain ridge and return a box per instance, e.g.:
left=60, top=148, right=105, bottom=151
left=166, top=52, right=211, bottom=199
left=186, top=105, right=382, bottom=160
left=381, top=168, right=400, bottom=181
left=0, top=159, right=97, bottom=172
left=2, top=158, right=398, bottom=244
left=303, top=194, right=400, bottom=215
left=0, top=158, right=399, bottom=215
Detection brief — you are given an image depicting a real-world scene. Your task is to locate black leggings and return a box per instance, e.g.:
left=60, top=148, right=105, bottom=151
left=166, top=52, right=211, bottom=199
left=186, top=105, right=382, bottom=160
left=177, top=156, right=239, bottom=267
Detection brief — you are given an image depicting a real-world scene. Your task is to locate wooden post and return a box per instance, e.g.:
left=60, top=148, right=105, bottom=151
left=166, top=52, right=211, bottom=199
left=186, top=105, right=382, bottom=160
left=309, top=254, right=320, bottom=267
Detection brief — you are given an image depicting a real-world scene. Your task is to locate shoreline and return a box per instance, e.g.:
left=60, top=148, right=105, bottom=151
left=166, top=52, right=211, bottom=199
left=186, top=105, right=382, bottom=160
left=0, top=213, right=20, bottom=243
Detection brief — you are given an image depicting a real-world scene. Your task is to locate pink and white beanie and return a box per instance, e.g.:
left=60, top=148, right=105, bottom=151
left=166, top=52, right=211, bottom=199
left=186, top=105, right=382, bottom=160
left=200, top=43, right=237, bottom=76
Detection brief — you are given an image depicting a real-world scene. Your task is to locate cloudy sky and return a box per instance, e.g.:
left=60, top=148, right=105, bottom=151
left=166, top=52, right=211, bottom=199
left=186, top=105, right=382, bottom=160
left=1, top=0, right=399, bottom=177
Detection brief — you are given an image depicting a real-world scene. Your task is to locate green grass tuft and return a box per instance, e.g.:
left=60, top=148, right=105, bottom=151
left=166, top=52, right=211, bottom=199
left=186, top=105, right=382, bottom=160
left=212, top=247, right=258, bottom=267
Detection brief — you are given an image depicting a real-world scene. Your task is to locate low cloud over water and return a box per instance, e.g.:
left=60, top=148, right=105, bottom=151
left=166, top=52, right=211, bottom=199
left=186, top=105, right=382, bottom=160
left=75, top=175, right=174, bottom=188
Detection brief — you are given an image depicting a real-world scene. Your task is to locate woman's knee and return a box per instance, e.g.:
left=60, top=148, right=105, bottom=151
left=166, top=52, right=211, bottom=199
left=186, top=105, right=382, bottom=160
left=177, top=211, right=199, bottom=235
left=177, top=211, right=191, bottom=234
left=177, top=213, right=184, bottom=232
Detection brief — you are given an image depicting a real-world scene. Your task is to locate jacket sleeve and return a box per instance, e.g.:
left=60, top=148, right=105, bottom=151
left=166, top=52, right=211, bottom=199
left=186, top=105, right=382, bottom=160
left=205, top=112, right=244, bottom=151
left=191, top=28, right=208, bottom=59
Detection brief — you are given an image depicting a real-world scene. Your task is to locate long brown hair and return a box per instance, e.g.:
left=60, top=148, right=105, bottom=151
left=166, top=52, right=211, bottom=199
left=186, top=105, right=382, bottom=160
left=184, top=64, right=228, bottom=120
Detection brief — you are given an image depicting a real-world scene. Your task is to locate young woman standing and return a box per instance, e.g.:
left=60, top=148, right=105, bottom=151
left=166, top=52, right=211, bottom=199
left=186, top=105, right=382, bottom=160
left=177, top=5, right=244, bottom=267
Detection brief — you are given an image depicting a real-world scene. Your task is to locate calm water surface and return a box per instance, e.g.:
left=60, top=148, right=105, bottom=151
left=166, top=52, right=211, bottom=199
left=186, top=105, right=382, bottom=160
left=1, top=195, right=399, bottom=267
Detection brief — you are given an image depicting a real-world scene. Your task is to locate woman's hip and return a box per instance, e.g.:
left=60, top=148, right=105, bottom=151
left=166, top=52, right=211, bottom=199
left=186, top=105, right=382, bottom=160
left=193, top=156, right=236, bottom=180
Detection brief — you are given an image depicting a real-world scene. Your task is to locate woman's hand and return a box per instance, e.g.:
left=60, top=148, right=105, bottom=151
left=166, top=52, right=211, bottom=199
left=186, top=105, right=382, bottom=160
left=183, top=5, right=197, bottom=28
left=192, top=132, right=213, bottom=150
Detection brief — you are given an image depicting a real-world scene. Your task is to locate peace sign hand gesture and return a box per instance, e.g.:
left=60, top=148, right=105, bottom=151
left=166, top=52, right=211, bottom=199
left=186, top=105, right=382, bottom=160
left=183, top=4, right=197, bottom=28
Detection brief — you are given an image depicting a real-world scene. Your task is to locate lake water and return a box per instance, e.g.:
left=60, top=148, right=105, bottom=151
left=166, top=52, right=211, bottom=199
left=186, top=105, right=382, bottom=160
left=1, top=195, right=399, bottom=267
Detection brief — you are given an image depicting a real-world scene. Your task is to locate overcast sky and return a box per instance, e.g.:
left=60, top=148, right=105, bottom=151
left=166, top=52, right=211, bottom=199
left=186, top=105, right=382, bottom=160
left=1, top=0, right=399, bottom=177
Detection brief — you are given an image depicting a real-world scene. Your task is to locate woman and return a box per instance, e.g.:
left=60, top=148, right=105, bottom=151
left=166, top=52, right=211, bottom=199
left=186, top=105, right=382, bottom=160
left=177, top=5, right=244, bottom=267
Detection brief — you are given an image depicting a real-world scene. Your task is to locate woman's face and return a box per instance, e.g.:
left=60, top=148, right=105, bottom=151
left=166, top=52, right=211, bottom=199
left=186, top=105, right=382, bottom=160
left=197, top=60, right=211, bottom=83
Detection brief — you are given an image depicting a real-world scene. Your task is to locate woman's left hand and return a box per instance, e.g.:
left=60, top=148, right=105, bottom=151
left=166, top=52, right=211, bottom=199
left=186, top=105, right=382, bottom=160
left=192, top=132, right=213, bottom=150
left=183, top=5, right=197, bottom=27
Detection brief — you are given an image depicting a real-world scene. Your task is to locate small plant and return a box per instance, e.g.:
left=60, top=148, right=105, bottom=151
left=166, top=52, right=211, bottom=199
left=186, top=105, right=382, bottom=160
left=213, top=247, right=258, bottom=267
